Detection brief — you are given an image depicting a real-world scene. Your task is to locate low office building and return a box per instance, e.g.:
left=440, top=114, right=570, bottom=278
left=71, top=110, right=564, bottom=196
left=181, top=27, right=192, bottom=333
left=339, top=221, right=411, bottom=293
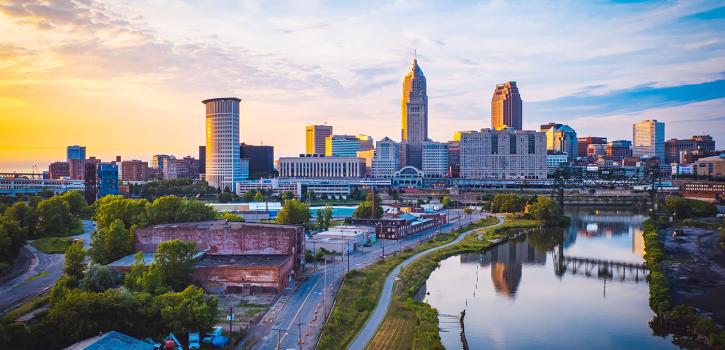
left=694, top=155, right=725, bottom=177
left=547, top=151, right=569, bottom=175
left=278, top=155, right=365, bottom=178
left=49, top=161, right=70, bottom=179
left=121, top=160, right=149, bottom=181
left=372, top=137, right=400, bottom=178
left=422, top=141, right=449, bottom=178
left=459, top=128, right=547, bottom=180
left=682, top=182, right=725, bottom=201
left=347, top=213, right=446, bottom=240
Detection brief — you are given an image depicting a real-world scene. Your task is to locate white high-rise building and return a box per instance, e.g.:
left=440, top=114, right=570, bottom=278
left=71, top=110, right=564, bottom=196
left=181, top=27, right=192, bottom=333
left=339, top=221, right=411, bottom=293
left=203, top=97, right=243, bottom=190
left=632, top=119, right=665, bottom=163
left=459, top=129, right=547, bottom=179
left=372, top=137, right=400, bottom=178
left=422, top=141, right=449, bottom=177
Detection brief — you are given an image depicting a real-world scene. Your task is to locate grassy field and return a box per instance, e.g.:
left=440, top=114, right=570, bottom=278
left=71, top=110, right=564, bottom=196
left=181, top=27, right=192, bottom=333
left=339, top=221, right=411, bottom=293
left=30, top=237, right=75, bottom=254
left=366, top=217, right=539, bottom=350
left=316, top=217, right=499, bottom=350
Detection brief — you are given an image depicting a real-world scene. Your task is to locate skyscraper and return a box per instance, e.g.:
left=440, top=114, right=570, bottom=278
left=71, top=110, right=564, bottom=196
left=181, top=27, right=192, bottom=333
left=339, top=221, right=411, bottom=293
left=66, top=145, right=86, bottom=162
left=203, top=97, right=243, bottom=190
left=491, top=82, right=522, bottom=130
left=306, top=124, right=333, bottom=155
left=401, top=57, right=428, bottom=169
left=540, top=123, right=577, bottom=161
left=632, top=119, right=665, bottom=163
left=372, top=137, right=400, bottom=178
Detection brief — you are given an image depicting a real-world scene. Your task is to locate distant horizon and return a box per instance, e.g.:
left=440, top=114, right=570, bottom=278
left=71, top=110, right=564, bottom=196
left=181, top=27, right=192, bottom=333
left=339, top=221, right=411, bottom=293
left=1, top=1, right=724, bottom=172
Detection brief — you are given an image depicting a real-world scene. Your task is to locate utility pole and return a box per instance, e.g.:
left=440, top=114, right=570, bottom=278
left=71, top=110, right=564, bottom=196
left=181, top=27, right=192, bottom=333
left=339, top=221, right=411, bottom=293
left=323, top=257, right=327, bottom=322
left=271, top=328, right=284, bottom=350
left=297, top=319, right=304, bottom=350
left=346, top=242, right=350, bottom=273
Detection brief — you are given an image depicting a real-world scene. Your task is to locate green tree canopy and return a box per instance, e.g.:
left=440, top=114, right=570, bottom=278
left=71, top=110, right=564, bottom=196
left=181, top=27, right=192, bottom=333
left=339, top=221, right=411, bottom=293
left=441, top=196, right=451, bottom=208
left=79, top=264, right=116, bottom=292
left=36, top=196, right=81, bottom=237
left=58, top=191, right=91, bottom=218
left=241, top=189, right=256, bottom=202
left=0, top=217, right=25, bottom=267
left=352, top=200, right=383, bottom=219
left=155, top=285, right=218, bottom=335
left=527, top=197, right=564, bottom=226
left=152, top=240, right=197, bottom=291
left=90, top=219, right=134, bottom=265
left=3, top=202, right=38, bottom=238
left=146, top=196, right=215, bottom=226
left=490, top=194, right=528, bottom=213
left=94, top=195, right=149, bottom=230
left=254, top=191, right=265, bottom=202
left=218, top=212, right=244, bottom=222
left=64, top=240, right=86, bottom=283
left=276, top=199, right=311, bottom=225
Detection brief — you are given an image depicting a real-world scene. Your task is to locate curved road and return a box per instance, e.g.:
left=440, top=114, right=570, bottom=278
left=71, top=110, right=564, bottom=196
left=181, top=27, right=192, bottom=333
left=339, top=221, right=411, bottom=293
left=348, top=215, right=504, bottom=350
left=0, top=220, right=94, bottom=316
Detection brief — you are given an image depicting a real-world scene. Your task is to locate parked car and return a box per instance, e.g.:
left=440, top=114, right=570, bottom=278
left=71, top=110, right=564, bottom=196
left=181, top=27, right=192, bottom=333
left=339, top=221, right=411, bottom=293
left=189, top=332, right=200, bottom=349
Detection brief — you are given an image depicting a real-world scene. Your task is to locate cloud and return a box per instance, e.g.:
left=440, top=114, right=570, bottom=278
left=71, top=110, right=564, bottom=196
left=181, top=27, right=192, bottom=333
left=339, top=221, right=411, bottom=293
left=527, top=79, right=725, bottom=121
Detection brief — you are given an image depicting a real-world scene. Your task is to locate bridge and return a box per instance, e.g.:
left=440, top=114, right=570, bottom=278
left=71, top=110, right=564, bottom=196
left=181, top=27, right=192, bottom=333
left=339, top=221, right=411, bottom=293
left=552, top=249, right=649, bottom=283
left=0, top=172, right=45, bottom=179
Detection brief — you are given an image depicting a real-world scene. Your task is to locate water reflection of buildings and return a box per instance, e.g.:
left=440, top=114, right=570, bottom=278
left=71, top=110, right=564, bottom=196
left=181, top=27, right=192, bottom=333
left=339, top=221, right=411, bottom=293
left=565, top=213, right=647, bottom=255
left=461, top=241, right=545, bottom=298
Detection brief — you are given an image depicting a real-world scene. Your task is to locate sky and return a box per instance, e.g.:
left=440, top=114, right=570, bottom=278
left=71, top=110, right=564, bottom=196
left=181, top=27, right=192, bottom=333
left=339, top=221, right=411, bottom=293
left=0, top=0, right=724, bottom=172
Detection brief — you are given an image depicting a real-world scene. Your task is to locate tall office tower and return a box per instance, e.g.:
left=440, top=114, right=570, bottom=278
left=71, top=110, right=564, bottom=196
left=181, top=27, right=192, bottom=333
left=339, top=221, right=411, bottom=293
left=401, top=57, right=428, bottom=169
left=97, top=163, right=119, bottom=199
left=491, top=82, right=522, bottom=130
left=447, top=140, right=460, bottom=177
left=664, top=135, right=715, bottom=164
left=151, top=154, right=171, bottom=176
left=66, top=145, right=86, bottom=162
left=422, top=141, right=449, bottom=178
left=372, top=137, right=400, bottom=178
left=459, top=129, right=547, bottom=180
left=632, top=119, right=665, bottom=163
left=161, top=157, right=178, bottom=180
left=325, top=135, right=373, bottom=157
left=540, top=123, right=578, bottom=161
left=203, top=97, right=243, bottom=190
left=240, top=143, right=275, bottom=177
left=306, top=125, right=333, bottom=155
left=607, top=140, right=632, bottom=161
left=84, top=162, right=97, bottom=204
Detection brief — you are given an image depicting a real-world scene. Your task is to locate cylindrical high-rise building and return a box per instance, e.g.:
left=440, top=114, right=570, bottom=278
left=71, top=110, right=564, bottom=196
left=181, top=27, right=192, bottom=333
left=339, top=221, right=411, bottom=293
left=203, top=97, right=243, bottom=191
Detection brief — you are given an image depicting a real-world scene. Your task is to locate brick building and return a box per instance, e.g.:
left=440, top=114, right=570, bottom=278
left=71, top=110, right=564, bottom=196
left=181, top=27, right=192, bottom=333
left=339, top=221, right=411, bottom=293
left=49, top=161, right=70, bottom=179
left=121, top=160, right=149, bottom=181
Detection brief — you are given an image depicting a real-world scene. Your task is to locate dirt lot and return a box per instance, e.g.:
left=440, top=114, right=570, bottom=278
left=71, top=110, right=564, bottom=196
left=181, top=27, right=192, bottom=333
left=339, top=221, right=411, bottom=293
left=661, top=226, right=725, bottom=326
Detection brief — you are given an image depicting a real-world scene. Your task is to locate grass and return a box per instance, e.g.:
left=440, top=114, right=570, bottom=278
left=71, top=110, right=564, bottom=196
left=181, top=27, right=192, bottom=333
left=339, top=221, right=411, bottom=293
left=1, top=293, right=50, bottom=322
left=30, top=237, right=75, bottom=254
left=367, top=218, right=539, bottom=350
left=316, top=217, right=499, bottom=350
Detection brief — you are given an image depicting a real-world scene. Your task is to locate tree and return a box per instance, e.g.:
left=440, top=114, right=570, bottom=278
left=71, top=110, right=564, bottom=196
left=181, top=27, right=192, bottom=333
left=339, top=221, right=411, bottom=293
left=58, top=191, right=91, bottom=218
left=353, top=198, right=383, bottom=219
left=322, top=205, right=333, bottom=229
left=316, top=209, right=325, bottom=229
left=146, top=196, right=215, bottom=226
left=153, top=240, right=196, bottom=291
left=79, top=264, right=116, bottom=292
left=242, top=190, right=256, bottom=202
left=218, top=212, right=244, bottom=222
left=441, top=196, right=451, bottom=208
left=254, top=191, right=265, bottom=202
left=527, top=197, right=563, bottom=226
left=124, top=252, right=146, bottom=291
left=217, top=191, right=233, bottom=203
left=276, top=199, right=311, bottom=225
left=93, top=195, right=149, bottom=230
left=64, top=240, right=86, bottom=282
left=155, top=285, right=218, bottom=335
left=3, top=202, right=37, bottom=238
left=490, top=194, right=527, bottom=213
left=90, top=219, right=133, bottom=265
left=0, top=217, right=25, bottom=266
left=36, top=197, right=80, bottom=237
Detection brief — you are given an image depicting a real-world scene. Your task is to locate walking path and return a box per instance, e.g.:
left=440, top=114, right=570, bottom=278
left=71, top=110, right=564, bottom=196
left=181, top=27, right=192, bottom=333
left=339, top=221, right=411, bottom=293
left=347, top=215, right=505, bottom=350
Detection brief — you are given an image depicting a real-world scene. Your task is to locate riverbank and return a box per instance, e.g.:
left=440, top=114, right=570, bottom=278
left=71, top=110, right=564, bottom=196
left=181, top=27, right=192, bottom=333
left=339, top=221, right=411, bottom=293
left=643, top=219, right=725, bottom=349
left=366, top=216, right=539, bottom=350
left=316, top=216, right=499, bottom=350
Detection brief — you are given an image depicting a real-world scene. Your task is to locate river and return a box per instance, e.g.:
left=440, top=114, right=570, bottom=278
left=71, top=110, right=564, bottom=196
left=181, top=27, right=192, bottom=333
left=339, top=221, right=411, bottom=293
left=423, top=207, right=677, bottom=350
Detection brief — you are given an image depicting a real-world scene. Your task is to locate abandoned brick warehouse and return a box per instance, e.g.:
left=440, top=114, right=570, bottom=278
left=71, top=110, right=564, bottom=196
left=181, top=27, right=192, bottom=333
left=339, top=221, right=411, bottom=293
left=109, top=220, right=305, bottom=293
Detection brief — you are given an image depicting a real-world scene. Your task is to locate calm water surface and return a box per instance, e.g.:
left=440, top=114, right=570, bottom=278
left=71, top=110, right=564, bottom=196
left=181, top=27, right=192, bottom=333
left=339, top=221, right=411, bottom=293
left=424, top=207, right=676, bottom=350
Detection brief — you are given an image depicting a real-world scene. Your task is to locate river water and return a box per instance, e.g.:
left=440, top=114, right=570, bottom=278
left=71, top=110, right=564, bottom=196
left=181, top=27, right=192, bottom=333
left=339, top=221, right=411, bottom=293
left=423, top=207, right=677, bottom=350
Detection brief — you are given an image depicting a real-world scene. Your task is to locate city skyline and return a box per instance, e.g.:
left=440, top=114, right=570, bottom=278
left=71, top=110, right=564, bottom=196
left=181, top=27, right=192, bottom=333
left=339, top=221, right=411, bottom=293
left=1, top=1, right=725, bottom=172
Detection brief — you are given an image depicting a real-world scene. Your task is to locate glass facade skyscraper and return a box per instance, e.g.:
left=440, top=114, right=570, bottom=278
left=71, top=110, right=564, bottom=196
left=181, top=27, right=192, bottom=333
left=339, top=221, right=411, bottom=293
left=66, top=145, right=86, bottom=162
left=632, top=119, right=665, bottom=163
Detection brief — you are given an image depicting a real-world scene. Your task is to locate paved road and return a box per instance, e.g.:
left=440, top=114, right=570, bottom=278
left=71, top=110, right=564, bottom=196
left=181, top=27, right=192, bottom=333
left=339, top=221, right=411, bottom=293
left=251, top=210, right=488, bottom=350
left=0, top=220, right=95, bottom=316
left=347, top=215, right=504, bottom=350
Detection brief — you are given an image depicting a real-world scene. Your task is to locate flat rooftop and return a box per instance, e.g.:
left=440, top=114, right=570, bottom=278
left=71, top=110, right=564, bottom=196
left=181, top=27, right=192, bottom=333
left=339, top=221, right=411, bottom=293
left=144, top=220, right=301, bottom=230
left=194, top=254, right=291, bottom=268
